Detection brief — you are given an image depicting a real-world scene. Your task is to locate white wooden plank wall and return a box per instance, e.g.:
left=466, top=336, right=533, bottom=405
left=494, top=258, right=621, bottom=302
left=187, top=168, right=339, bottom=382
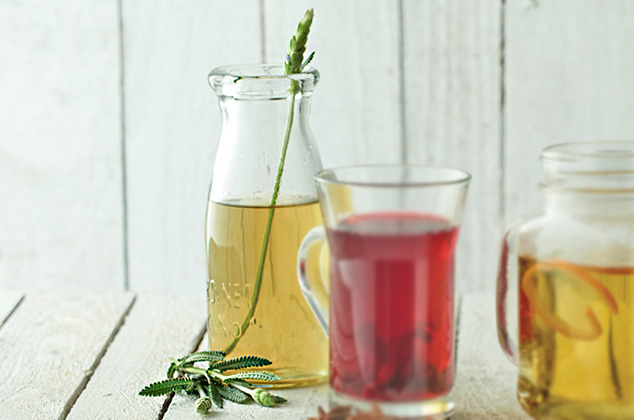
left=123, top=0, right=262, bottom=293
left=0, top=0, right=125, bottom=292
left=505, top=0, right=634, bottom=225
left=264, top=0, right=403, bottom=168
left=2, top=1, right=634, bottom=293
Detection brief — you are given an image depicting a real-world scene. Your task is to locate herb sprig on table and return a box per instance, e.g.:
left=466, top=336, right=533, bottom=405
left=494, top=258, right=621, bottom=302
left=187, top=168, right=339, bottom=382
left=139, top=350, right=287, bottom=414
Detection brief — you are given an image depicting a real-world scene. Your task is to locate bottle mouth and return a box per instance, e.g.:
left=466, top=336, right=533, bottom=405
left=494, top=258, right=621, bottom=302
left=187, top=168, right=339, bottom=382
left=541, top=141, right=634, bottom=193
left=208, top=64, right=319, bottom=99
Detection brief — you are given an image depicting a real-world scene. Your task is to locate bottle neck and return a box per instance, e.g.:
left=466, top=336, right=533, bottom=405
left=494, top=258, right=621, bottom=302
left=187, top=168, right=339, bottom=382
left=544, top=189, right=634, bottom=215
left=217, top=93, right=313, bottom=154
left=540, top=142, right=634, bottom=215
left=211, top=94, right=321, bottom=206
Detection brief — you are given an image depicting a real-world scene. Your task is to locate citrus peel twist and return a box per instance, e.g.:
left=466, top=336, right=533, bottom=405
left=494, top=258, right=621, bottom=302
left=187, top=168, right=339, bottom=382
left=521, top=260, right=619, bottom=340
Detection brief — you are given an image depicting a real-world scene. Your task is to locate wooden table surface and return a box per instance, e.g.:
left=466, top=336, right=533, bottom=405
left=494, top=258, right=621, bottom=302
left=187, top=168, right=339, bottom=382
left=0, top=292, right=529, bottom=420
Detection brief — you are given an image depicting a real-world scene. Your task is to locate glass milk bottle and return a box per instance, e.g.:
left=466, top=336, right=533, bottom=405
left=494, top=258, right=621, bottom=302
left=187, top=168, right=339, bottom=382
left=206, top=64, right=327, bottom=387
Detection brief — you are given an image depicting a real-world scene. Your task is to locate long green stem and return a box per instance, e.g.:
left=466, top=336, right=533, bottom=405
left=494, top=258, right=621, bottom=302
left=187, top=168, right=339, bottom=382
left=225, top=380, right=255, bottom=397
left=183, top=366, right=228, bottom=382
left=182, top=366, right=209, bottom=376
left=223, top=93, right=297, bottom=355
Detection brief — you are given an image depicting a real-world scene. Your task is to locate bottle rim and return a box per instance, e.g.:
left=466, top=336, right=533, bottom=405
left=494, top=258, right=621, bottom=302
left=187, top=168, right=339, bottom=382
left=542, top=141, right=634, bottom=162
left=540, top=141, right=634, bottom=193
left=208, top=64, right=319, bottom=99
left=315, top=164, right=471, bottom=189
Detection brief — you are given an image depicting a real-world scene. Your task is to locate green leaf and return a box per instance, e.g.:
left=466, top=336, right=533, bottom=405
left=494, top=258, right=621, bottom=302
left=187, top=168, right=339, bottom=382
left=285, top=9, right=314, bottom=75
left=224, top=371, right=281, bottom=382
left=182, top=350, right=226, bottom=364
left=166, top=363, right=177, bottom=379
left=139, top=378, right=192, bottom=397
left=300, top=51, right=315, bottom=71
left=184, top=381, right=196, bottom=395
left=225, top=378, right=253, bottom=388
left=272, top=395, right=287, bottom=404
left=253, top=389, right=275, bottom=407
left=195, top=397, right=212, bottom=414
left=212, top=355, right=272, bottom=371
left=217, top=385, right=249, bottom=403
left=208, top=382, right=224, bottom=409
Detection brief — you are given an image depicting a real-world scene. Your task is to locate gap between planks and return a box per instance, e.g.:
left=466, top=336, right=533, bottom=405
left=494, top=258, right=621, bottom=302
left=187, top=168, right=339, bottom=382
left=0, top=292, right=25, bottom=331
left=116, top=0, right=130, bottom=291
left=58, top=295, right=138, bottom=420
left=497, top=0, right=507, bottom=243
left=157, top=323, right=208, bottom=420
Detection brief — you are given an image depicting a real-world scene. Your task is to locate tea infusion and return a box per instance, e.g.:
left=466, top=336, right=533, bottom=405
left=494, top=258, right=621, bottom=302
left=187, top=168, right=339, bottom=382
left=206, top=200, right=328, bottom=387
left=518, top=255, right=634, bottom=419
left=329, top=212, right=458, bottom=402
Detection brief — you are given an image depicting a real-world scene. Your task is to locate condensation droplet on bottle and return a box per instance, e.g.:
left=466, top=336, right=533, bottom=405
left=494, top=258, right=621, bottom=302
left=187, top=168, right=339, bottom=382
left=232, top=322, right=242, bottom=338
left=208, top=279, right=217, bottom=303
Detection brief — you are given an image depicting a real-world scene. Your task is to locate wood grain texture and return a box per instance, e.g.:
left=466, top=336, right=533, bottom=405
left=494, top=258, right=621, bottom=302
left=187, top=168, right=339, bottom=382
left=0, top=294, right=134, bottom=420
left=0, top=293, right=535, bottom=418
left=0, top=0, right=124, bottom=292
left=0, top=291, right=23, bottom=329
left=123, top=0, right=262, bottom=293
left=402, top=0, right=502, bottom=292
left=264, top=0, right=403, bottom=168
left=66, top=295, right=206, bottom=420
left=453, top=293, right=529, bottom=419
left=505, top=0, right=634, bottom=224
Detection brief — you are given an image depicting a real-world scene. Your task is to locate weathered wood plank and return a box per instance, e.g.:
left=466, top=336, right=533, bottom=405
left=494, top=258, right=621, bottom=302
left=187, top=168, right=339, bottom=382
left=0, top=294, right=134, bottom=419
left=67, top=295, right=206, bottom=420
left=0, top=0, right=125, bottom=292
left=264, top=0, right=402, bottom=168
left=402, top=0, right=502, bottom=293
left=162, top=331, right=327, bottom=419
left=0, top=291, right=24, bottom=329
left=453, top=293, right=528, bottom=419
left=505, top=0, right=634, bottom=225
left=123, top=0, right=262, bottom=292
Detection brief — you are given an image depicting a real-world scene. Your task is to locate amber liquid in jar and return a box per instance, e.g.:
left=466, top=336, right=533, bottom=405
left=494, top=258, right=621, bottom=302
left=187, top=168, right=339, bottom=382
left=518, top=255, right=634, bottom=419
left=206, top=200, right=328, bottom=388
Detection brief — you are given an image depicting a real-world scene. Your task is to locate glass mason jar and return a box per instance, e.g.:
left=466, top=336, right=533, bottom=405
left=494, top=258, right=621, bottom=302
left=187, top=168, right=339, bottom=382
left=497, top=142, right=634, bottom=419
left=206, top=64, right=327, bottom=387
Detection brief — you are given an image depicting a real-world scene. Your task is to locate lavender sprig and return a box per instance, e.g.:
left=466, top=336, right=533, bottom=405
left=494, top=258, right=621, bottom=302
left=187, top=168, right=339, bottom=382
left=223, top=9, right=315, bottom=355
left=285, top=9, right=315, bottom=92
left=139, top=351, right=286, bottom=414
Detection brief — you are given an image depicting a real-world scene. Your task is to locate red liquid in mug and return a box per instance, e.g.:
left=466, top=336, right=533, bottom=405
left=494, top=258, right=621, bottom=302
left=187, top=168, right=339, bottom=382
left=328, top=212, right=458, bottom=402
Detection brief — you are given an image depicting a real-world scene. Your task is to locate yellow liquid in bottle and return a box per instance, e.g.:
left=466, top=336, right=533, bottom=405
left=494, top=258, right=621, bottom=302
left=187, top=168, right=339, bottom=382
left=206, top=200, right=328, bottom=388
left=518, top=255, right=634, bottom=419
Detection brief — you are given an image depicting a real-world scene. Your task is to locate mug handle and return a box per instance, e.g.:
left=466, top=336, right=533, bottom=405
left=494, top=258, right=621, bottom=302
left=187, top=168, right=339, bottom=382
left=297, top=225, right=329, bottom=336
left=496, top=220, right=523, bottom=364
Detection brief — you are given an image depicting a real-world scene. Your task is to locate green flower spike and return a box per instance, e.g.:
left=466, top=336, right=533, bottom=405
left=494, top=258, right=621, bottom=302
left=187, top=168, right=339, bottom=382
left=253, top=389, right=275, bottom=407
left=195, top=396, right=212, bottom=414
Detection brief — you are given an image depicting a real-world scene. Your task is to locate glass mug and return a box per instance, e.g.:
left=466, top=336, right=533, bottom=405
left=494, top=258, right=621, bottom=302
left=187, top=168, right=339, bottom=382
left=297, top=165, right=470, bottom=419
left=497, top=142, right=634, bottom=419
